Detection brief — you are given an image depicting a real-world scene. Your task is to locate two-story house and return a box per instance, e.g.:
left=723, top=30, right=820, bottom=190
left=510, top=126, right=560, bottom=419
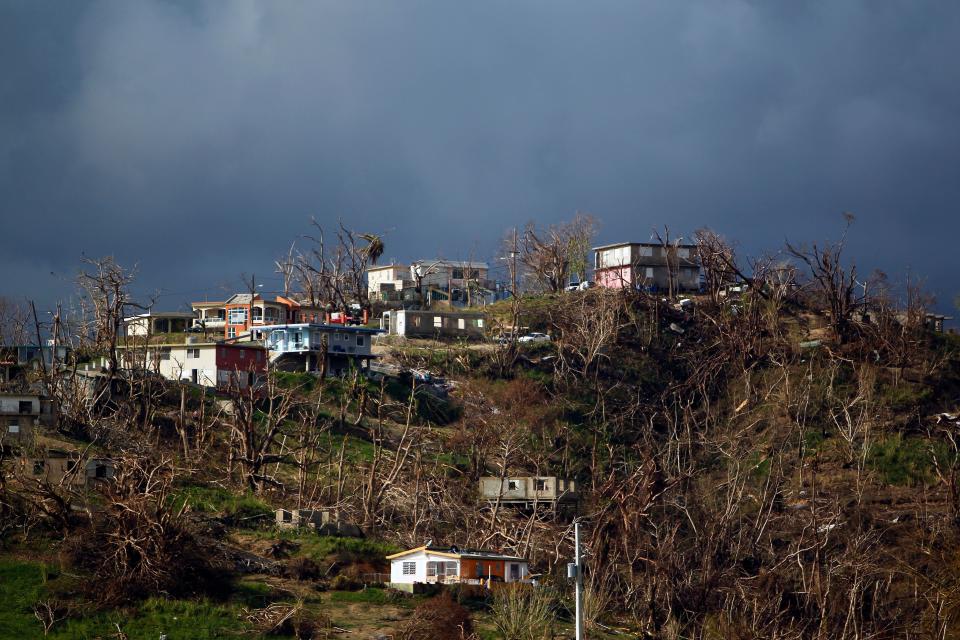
left=367, top=264, right=415, bottom=301
left=257, top=323, right=381, bottom=376
left=0, top=393, right=42, bottom=443
left=118, top=340, right=267, bottom=388
left=122, top=311, right=197, bottom=337
left=192, top=295, right=325, bottom=339
left=593, top=242, right=701, bottom=293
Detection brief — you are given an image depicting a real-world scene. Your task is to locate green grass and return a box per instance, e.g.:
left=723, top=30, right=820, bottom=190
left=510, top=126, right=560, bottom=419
left=317, top=432, right=377, bottom=464
left=880, top=382, right=933, bottom=412
left=243, top=530, right=401, bottom=563
left=328, top=587, right=390, bottom=605
left=170, top=484, right=272, bottom=521
left=867, top=435, right=954, bottom=486
left=0, top=559, right=249, bottom=639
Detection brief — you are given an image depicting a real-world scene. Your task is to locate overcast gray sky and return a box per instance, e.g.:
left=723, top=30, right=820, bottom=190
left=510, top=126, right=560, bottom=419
left=2, top=1, right=958, bottom=313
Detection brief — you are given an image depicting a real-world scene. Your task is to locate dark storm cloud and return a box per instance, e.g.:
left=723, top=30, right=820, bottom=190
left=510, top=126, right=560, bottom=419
left=1, top=0, right=959, bottom=312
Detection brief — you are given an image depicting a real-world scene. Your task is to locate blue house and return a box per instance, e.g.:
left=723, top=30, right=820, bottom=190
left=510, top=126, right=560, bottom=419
left=257, top=323, right=381, bottom=375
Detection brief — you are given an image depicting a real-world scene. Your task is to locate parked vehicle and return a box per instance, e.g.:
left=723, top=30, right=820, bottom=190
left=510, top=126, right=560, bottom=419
left=565, top=282, right=581, bottom=292
left=518, top=332, right=551, bottom=344
left=578, top=281, right=596, bottom=290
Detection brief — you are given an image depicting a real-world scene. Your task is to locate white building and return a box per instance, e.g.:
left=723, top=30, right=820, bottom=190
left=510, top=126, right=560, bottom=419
left=119, top=341, right=266, bottom=388
left=122, top=311, right=197, bottom=336
left=387, top=545, right=529, bottom=586
left=366, top=264, right=412, bottom=300
left=380, top=309, right=486, bottom=340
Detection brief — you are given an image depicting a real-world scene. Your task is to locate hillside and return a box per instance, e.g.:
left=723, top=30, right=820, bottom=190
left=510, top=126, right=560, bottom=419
left=2, top=283, right=960, bottom=639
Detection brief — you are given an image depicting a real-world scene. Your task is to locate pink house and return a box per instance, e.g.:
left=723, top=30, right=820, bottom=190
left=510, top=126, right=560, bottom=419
left=593, top=242, right=700, bottom=292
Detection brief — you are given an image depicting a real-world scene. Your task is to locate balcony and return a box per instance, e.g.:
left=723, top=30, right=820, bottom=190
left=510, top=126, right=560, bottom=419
left=195, top=319, right=226, bottom=329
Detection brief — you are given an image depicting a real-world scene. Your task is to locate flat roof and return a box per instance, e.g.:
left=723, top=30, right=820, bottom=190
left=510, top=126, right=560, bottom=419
left=412, top=259, right=490, bottom=270
left=123, top=311, right=197, bottom=320
left=116, top=341, right=264, bottom=349
left=395, top=309, right=486, bottom=317
left=366, top=263, right=408, bottom=272
left=255, top=323, right=383, bottom=335
left=592, top=241, right=697, bottom=252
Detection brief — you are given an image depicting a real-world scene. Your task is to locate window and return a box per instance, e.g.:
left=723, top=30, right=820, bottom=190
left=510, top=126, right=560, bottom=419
left=452, top=267, right=464, bottom=279
left=677, top=248, right=690, bottom=259
left=477, top=319, right=484, bottom=328
left=402, top=561, right=416, bottom=576
left=158, top=348, right=171, bottom=361
left=433, top=316, right=442, bottom=328
left=239, top=350, right=245, bottom=360
left=252, top=307, right=263, bottom=321
left=639, top=245, right=653, bottom=257
left=645, top=267, right=654, bottom=278
left=8, top=422, right=19, bottom=434
left=535, top=478, right=547, bottom=491
left=229, top=308, right=248, bottom=324
left=458, top=318, right=465, bottom=330
left=508, top=480, right=518, bottom=491
left=228, top=327, right=236, bottom=339
left=187, top=348, right=200, bottom=359
left=356, top=336, right=364, bottom=346
left=428, top=561, right=457, bottom=577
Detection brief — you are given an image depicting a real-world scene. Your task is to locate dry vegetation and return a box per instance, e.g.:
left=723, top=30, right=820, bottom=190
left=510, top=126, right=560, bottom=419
left=1, top=219, right=960, bottom=639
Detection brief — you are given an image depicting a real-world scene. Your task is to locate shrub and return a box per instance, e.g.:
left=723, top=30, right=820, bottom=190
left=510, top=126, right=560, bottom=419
left=394, top=593, right=473, bottom=640
left=329, top=575, right=361, bottom=591
left=284, top=557, right=322, bottom=581
left=446, top=583, right=491, bottom=607
left=490, top=583, right=555, bottom=640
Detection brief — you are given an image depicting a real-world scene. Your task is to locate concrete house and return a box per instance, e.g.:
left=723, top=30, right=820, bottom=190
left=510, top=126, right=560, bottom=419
left=258, top=323, right=381, bottom=375
left=479, top=476, right=578, bottom=507
left=192, top=295, right=325, bottom=339
left=387, top=545, right=529, bottom=587
left=119, top=341, right=267, bottom=388
left=594, top=242, right=701, bottom=293
left=275, top=509, right=363, bottom=537
left=122, top=311, right=197, bottom=336
left=0, top=393, right=42, bottom=443
left=367, top=264, right=414, bottom=301
left=18, top=450, right=115, bottom=488
left=380, top=309, right=486, bottom=340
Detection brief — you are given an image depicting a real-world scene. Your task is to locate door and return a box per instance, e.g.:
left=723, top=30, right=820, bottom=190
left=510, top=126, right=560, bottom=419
left=509, top=563, right=520, bottom=581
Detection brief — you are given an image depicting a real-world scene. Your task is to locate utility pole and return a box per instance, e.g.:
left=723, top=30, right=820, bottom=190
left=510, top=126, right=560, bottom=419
left=568, top=520, right=584, bottom=640
left=510, top=228, right=519, bottom=298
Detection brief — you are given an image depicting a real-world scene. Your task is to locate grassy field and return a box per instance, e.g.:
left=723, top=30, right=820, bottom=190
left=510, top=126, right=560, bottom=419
left=0, top=559, right=249, bottom=639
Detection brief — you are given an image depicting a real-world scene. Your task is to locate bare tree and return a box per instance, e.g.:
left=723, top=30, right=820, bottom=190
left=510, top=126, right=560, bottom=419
left=693, top=228, right=738, bottom=304
left=0, top=296, right=30, bottom=345
left=75, top=256, right=153, bottom=372
left=786, top=214, right=864, bottom=344
left=518, top=213, right=597, bottom=292
left=296, top=220, right=384, bottom=321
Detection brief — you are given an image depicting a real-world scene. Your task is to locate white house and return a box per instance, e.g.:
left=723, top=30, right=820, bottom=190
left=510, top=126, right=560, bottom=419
left=380, top=309, right=486, bottom=340
left=387, top=545, right=529, bottom=586
left=122, top=311, right=197, bottom=336
left=366, top=264, right=412, bottom=300
left=118, top=341, right=266, bottom=388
